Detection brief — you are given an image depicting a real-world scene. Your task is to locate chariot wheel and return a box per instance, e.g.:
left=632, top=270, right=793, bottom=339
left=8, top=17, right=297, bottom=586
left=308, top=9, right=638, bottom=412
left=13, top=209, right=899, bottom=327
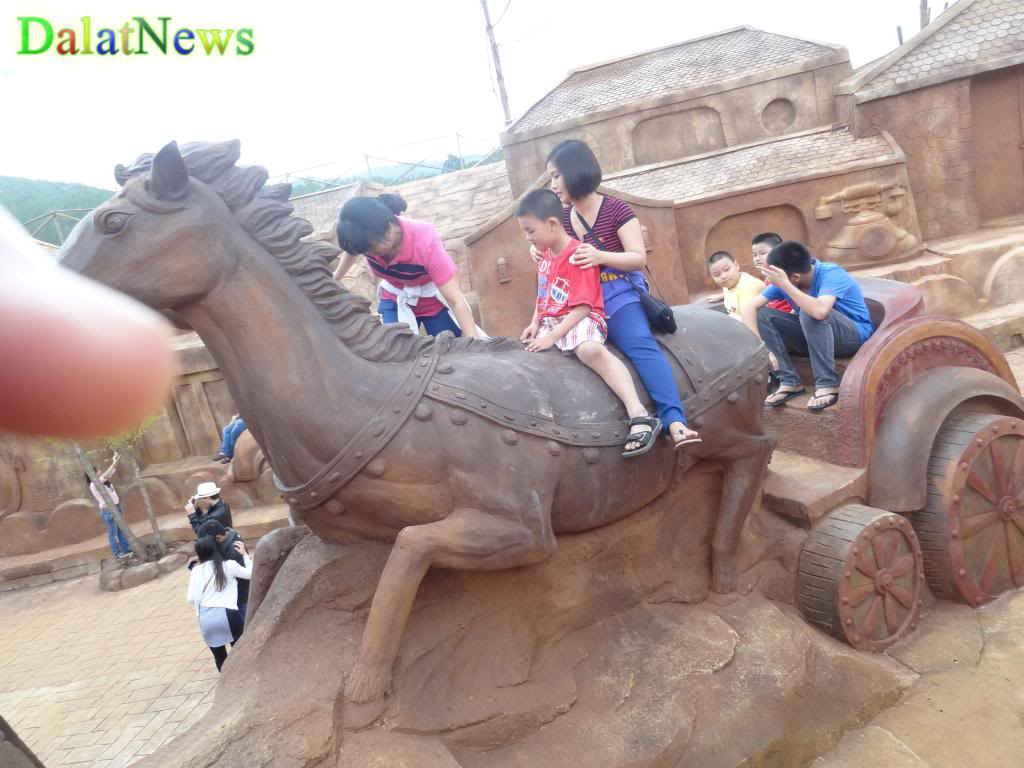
left=797, top=504, right=924, bottom=652
left=915, top=412, right=1024, bottom=605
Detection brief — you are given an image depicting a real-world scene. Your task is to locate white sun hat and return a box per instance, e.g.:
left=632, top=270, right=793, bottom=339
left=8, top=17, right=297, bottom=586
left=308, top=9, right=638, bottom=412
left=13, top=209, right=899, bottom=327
left=195, top=481, right=221, bottom=498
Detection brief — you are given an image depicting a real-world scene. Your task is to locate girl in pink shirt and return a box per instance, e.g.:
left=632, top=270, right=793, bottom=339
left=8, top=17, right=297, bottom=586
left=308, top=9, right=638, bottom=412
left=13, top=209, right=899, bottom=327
left=334, top=194, right=478, bottom=337
left=86, top=452, right=133, bottom=560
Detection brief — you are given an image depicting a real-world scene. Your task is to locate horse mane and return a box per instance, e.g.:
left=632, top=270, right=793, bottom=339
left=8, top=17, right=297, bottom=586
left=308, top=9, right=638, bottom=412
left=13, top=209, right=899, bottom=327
left=114, top=139, right=450, bottom=363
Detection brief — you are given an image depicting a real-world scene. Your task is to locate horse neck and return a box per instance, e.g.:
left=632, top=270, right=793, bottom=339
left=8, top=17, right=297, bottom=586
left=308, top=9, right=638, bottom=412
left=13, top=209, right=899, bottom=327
left=177, top=239, right=391, bottom=485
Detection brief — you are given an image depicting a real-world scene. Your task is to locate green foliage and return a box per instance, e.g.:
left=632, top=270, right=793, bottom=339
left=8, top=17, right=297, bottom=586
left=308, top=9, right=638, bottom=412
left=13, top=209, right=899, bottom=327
left=100, top=415, right=160, bottom=453
left=1, top=176, right=115, bottom=246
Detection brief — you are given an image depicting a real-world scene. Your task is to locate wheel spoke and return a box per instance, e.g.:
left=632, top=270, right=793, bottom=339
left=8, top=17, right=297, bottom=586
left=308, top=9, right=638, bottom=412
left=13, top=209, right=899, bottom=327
left=855, top=558, right=877, bottom=578
left=871, top=535, right=888, bottom=572
left=1006, top=522, right=1024, bottom=588
left=979, top=525, right=1007, bottom=595
left=890, top=584, right=914, bottom=608
left=861, top=595, right=883, bottom=638
left=846, top=580, right=877, bottom=608
left=967, top=469, right=999, bottom=505
left=884, top=531, right=901, bottom=569
left=990, top=442, right=1008, bottom=496
left=1011, top=512, right=1024, bottom=537
left=889, top=553, right=915, bottom=578
left=883, top=593, right=903, bottom=637
left=961, top=510, right=1000, bottom=540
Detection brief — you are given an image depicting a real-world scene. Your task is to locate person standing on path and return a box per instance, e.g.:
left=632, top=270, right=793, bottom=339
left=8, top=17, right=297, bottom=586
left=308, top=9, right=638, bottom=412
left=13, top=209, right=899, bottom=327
left=86, top=452, right=133, bottom=560
left=187, top=535, right=252, bottom=672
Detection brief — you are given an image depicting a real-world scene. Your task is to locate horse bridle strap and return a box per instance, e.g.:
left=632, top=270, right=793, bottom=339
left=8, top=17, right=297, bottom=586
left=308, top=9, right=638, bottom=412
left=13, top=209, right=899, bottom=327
left=274, top=344, right=440, bottom=511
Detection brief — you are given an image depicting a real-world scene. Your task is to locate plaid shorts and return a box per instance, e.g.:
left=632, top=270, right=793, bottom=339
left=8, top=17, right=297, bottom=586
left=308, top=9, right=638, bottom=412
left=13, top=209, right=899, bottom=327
left=538, top=313, right=608, bottom=353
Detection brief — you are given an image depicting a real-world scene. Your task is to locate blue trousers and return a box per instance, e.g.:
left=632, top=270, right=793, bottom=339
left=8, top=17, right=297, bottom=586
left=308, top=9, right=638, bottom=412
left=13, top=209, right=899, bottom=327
left=101, top=506, right=131, bottom=557
left=220, top=419, right=247, bottom=459
left=606, top=301, right=687, bottom=428
left=378, top=300, right=462, bottom=337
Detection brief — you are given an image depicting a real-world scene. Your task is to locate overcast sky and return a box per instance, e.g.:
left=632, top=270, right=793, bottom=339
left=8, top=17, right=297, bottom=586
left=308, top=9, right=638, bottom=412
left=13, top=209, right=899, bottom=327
left=0, top=0, right=934, bottom=189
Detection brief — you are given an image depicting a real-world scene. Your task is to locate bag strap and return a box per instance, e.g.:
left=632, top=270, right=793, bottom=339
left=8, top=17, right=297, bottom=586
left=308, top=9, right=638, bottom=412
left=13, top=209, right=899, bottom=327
left=571, top=205, right=610, bottom=252
left=571, top=206, right=641, bottom=296
left=572, top=205, right=669, bottom=300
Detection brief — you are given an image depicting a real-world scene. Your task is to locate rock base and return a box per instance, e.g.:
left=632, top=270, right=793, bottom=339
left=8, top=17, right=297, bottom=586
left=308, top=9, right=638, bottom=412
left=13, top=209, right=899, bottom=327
left=134, top=467, right=915, bottom=768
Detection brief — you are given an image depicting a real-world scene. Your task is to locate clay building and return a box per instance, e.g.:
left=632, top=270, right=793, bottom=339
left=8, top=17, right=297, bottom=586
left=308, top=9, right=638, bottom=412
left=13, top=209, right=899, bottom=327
left=837, top=0, right=1024, bottom=239
left=500, top=26, right=853, bottom=196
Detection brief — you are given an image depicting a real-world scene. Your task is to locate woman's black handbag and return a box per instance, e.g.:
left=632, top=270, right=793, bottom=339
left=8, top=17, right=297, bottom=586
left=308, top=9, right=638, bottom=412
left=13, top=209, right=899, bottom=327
left=571, top=207, right=677, bottom=334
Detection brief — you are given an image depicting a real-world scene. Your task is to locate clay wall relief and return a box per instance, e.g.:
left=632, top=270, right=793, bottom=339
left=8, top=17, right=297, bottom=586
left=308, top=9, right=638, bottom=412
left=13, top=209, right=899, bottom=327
left=675, top=164, right=920, bottom=294
left=854, top=79, right=978, bottom=240
left=502, top=66, right=849, bottom=196
left=0, top=340, right=279, bottom=558
left=969, top=64, right=1024, bottom=223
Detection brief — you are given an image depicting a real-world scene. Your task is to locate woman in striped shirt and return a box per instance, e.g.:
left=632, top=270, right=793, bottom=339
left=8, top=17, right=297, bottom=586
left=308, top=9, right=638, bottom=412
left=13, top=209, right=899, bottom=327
left=545, top=140, right=699, bottom=452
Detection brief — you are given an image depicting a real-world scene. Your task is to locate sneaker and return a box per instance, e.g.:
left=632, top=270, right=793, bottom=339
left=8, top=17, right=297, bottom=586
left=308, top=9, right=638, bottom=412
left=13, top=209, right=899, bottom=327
left=212, top=452, right=228, bottom=462
left=116, top=552, right=132, bottom=560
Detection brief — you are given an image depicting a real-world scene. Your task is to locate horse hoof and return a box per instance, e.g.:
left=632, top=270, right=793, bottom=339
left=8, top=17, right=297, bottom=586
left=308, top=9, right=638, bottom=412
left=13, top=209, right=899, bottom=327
left=345, top=662, right=391, bottom=703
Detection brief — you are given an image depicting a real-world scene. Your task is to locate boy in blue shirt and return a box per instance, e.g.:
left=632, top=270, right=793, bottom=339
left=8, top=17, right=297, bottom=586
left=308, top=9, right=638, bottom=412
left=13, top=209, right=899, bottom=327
left=740, top=241, right=873, bottom=412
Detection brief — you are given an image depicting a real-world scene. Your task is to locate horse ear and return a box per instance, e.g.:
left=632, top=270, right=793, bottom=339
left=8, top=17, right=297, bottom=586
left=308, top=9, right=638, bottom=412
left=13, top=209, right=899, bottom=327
left=147, top=141, right=189, bottom=201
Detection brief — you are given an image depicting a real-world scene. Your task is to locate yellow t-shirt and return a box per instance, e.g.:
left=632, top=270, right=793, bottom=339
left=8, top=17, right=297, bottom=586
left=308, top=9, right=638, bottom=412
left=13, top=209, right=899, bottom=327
left=722, top=272, right=766, bottom=320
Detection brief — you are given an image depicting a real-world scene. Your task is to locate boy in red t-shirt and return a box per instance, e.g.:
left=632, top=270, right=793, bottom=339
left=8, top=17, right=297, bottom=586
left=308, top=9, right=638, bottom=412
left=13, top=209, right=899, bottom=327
left=516, top=190, right=663, bottom=458
left=752, top=232, right=794, bottom=314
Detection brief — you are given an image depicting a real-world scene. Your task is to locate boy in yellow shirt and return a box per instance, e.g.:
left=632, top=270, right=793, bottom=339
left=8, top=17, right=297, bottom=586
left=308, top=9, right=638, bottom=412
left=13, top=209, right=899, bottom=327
left=707, top=251, right=765, bottom=321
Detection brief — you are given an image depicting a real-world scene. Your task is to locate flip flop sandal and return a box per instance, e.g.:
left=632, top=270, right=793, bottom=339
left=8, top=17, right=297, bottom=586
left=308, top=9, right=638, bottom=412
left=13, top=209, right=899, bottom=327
left=671, top=429, right=702, bottom=451
left=623, top=416, right=663, bottom=458
left=807, top=391, right=839, bottom=412
left=765, top=388, right=806, bottom=408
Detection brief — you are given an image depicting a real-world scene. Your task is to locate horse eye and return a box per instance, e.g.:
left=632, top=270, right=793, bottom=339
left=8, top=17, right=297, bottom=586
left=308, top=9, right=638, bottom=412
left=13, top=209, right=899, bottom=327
left=103, top=212, right=132, bottom=235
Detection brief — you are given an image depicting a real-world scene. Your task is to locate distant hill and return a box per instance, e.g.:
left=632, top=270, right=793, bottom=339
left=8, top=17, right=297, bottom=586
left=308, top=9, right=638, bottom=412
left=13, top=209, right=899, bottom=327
left=1, top=176, right=114, bottom=245
left=2, top=150, right=506, bottom=244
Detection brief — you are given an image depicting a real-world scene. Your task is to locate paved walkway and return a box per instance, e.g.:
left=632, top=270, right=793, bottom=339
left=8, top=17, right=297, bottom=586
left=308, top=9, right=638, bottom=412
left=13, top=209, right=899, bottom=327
left=0, top=568, right=217, bottom=767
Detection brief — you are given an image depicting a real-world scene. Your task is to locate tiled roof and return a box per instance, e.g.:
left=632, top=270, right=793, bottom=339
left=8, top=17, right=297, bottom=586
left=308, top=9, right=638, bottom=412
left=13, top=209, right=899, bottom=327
left=509, top=27, right=842, bottom=134
left=846, top=0, right=1024, bottom=100
left=603, top=127, right=895, bottom=203
left=287, top=162, right=511, bottom=244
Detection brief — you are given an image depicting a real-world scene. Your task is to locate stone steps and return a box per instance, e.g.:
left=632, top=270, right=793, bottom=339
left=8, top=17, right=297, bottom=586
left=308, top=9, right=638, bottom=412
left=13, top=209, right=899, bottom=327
left=762, top=449, right=867, bottom=527
left=960, top=301, right=1024, bottom=351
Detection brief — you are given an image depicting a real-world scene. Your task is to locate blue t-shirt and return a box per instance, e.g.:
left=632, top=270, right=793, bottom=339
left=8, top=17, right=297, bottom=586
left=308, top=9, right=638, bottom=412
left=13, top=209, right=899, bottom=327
left=762, top=261, right=874, bottom=342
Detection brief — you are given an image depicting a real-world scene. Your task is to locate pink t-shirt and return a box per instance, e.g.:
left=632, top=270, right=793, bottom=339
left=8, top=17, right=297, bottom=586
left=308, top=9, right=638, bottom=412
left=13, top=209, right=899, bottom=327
left=365, top=218, right=458, bottom=318
left=90, top=481, right=120, bottom=508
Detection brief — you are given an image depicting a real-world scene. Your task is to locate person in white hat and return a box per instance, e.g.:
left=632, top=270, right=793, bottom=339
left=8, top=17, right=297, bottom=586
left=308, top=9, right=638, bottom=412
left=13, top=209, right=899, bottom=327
left=185, top=481, right=233, bottom=533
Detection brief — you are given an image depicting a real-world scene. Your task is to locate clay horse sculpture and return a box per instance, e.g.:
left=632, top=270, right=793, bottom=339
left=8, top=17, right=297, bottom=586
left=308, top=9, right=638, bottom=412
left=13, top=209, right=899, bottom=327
left=59, top=141, right=775, bottom=702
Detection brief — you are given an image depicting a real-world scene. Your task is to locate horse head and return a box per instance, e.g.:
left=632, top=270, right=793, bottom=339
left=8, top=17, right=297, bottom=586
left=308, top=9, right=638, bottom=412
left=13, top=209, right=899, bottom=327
left=58, top=140, right=255, bottom=310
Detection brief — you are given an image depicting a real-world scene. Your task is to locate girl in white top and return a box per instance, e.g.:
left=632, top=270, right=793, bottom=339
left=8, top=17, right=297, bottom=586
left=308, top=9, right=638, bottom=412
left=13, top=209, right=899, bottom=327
left=187, top=535, right=252, bottom=671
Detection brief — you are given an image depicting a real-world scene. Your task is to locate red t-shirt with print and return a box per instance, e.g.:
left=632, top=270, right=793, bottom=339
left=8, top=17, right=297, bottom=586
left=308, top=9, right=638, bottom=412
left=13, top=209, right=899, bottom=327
left=536, top=239, right=605, bottom=320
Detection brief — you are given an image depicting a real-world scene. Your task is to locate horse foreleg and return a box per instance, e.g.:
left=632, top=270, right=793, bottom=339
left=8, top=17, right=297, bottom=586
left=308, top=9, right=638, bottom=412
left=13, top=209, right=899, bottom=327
left=345, top=507, right=555, bottom=703
left=711, top=437, right=773, bottom=593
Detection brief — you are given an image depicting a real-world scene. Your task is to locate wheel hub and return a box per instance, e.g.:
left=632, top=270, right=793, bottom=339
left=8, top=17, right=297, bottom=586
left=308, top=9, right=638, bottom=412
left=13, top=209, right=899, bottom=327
left=998, top=495, right=1017, bottom=521
left=874, top=569, right=894, bottom=595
